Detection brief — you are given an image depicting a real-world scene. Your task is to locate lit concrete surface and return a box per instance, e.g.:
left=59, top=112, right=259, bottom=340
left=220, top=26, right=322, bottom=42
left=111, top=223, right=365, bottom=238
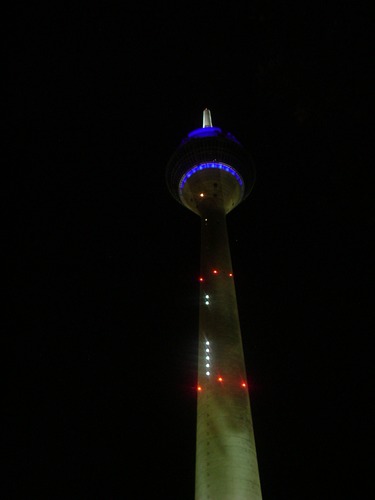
left=195, top=208, right=262, bottom=500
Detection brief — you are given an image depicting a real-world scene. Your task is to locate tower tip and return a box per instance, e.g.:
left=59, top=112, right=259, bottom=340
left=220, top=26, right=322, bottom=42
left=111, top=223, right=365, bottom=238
left=203, top=108, right=213, bottom=128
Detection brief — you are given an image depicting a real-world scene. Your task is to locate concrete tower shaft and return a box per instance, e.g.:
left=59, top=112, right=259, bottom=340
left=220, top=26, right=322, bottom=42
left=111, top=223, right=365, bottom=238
left=166, top=110, right=262, bottom=499
left=197, top=209, right=262, bottom=499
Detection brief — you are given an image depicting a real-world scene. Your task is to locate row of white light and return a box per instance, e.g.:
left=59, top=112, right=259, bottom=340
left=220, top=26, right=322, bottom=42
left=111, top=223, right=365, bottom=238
left=204, top=293, right=211, bottom=375
left=205, top=340, right=210, bottom=376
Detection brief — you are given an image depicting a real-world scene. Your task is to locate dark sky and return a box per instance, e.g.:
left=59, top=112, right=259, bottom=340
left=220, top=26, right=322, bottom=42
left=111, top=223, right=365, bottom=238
left=5, top=2, right=371, bottom=499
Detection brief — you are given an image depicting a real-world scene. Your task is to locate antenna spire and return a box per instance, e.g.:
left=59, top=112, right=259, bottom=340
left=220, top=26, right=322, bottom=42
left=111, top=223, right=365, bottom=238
left=203, top=108, right=213, bottom=128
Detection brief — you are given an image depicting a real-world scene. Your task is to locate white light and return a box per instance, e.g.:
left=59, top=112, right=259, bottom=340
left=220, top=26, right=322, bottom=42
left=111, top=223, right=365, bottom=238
left=205, top=300, right=209, bottom=305
left=206, top=363, right=210, bottom=368
left=206, top=356, right=210, bottom=360
left=206, top=371, right=210, bottom=376
left=205, top=294, right=209, bottom=299
left=206, top=341, right=210, bottom=345
left=206, top=348, right=209, bottom=352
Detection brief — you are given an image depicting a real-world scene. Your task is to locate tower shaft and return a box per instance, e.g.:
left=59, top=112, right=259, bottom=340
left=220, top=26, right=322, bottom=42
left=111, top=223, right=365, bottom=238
left=166, top=109, right=261, bottom=498
left=196, top=209, right=262, bottom=500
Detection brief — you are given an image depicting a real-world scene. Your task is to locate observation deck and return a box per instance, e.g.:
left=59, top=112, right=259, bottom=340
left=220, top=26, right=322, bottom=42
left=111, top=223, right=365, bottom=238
left=166, top=109, right=255, bottom=216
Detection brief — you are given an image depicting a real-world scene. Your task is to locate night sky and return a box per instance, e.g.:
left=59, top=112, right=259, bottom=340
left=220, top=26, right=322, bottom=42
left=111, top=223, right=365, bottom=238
left=5, top=2, right=371, bottom=499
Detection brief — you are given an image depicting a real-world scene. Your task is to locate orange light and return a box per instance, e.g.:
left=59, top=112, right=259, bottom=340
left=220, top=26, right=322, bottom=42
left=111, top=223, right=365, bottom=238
left=228, top=273, right=233, bottom=277
left=197, top=386, right=202, bottom=391
left=241, top=382, right=247, bottom=388
left=218, top=377, right=223, bottom=382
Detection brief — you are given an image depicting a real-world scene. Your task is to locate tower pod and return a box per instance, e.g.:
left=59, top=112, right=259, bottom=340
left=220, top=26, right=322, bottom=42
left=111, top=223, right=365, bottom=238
left=166, top=109, right=255, bottom=216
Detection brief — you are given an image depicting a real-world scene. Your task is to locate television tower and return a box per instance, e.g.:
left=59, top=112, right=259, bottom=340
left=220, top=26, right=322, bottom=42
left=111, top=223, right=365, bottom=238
left=166, top=109, right=262, bottom=499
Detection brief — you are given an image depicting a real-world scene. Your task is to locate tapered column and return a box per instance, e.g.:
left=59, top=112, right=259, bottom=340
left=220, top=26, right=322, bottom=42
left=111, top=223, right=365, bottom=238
left=195, top=209, right=262, bottom=500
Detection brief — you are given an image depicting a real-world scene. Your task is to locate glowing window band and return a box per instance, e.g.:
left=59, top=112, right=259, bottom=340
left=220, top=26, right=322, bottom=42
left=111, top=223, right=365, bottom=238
left=188, top=127, right=222, bottom=139
left=179, top=162, right=243, bottom=192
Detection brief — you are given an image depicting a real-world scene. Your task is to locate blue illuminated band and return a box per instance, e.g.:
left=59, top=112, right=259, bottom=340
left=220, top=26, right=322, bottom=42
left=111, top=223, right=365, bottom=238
left=179, top=162, right=244, bottom=192
left=188, top=127, right=222, bottom=139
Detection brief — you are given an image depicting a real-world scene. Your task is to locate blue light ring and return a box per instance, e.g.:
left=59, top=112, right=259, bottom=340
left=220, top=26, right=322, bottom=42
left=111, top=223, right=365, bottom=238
left=179, top=162, right=244, bottom=193
left=187, top=127, right=223, bottom=139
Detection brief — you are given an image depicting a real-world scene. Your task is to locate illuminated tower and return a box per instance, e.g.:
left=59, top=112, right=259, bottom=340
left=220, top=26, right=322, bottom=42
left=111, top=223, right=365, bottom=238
left=166, top=109, right=262, bottom=499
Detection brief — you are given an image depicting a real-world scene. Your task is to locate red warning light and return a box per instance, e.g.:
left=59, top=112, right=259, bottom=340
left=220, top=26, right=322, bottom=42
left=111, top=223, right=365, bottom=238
left=217, top=377, right=223, bottom=382
left=228, top=273, right=233, bottom=277
left=212, top=269, right=218, bottom=274
left=199, top=277, right=204, bottom=282
left=197, top=386, right=202, bottom=391
left=241, top=382, right=247, bottom=388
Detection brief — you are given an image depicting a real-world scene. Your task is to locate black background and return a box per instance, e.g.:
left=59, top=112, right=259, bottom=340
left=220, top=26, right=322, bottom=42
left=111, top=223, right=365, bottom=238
left=5, top=2, right=371, bottom=499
